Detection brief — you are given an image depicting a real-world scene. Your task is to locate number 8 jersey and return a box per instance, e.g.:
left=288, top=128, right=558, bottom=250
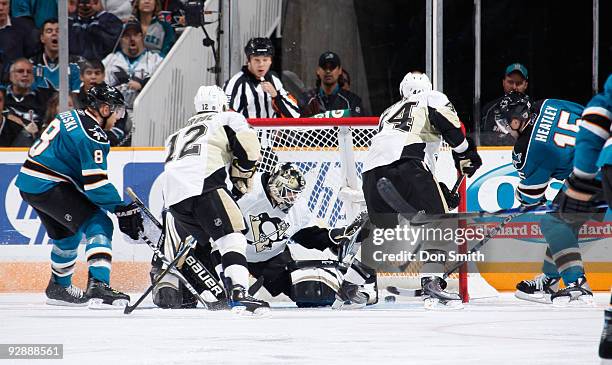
left=512, top=99, right=584, bottom=205
left=163, top=110, right=260, bottom=207
left=15, top=109, right=124, bottom=212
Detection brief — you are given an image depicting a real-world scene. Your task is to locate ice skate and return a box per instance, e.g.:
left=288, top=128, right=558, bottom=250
left=421, top=276, right=463, bottom=310
left=86, top=276, right=130, bottom=309
left=152, top=283, right=183, bottom=309
left=514, top=274, right=560, bottom=304
left=550, top=276, right=594, bottom=307
left=332, top=281, right=368, bottom=310
left=600, top=305, right=612, bottom=362
left=229, top=284, right=270, bottom=315
left=45, top=278, right=89, bottom=307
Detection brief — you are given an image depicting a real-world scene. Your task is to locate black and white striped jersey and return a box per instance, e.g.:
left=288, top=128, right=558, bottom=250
left=223, top=66, right=301, bottom=119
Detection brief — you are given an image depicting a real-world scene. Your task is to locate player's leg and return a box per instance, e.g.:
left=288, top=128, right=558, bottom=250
left=175, top=188, right=269, bottom=312
left=82, top=209, right=130, bottom=306
left=515, top=247, right=561, bottom=303
left=20, top=184, right=97, bottom=306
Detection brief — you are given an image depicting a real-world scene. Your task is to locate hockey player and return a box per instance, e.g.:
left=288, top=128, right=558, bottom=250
left=361, top=71, right=482, bottom=307
left=153, top=163, right=377, bottom=309
left=564, top=74, right=612, bottom=358
left=160, top=84, right=268, bottom=313
left=15, top=84, right=144, bottom=307
left=498, top=92, right=595, bottom=305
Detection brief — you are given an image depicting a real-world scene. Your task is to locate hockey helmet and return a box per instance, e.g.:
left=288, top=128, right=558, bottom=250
left=499, top=91, right=532, bottom=126
left=87, top=84, right=126, bottom=118
left=193, top=85, right=229, bottom=113
left=268, top=163, right=306, bottom=213
left=399, top=72, right=432, bottom=98
left=244, top=37, right=274, bottom=59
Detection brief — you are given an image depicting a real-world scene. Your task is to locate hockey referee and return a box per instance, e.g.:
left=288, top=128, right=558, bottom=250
left=223, top=37, right=301, bottom=119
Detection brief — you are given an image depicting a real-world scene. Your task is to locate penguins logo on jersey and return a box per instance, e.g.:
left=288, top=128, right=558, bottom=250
left=249, top=212, right=289, bottom=252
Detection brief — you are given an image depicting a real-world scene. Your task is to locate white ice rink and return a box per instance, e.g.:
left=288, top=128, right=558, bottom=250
left=0, top=292, right=608, bottom=365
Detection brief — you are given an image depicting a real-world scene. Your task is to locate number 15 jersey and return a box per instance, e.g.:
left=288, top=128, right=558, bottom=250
left=163, top=110, right=260, bottom=207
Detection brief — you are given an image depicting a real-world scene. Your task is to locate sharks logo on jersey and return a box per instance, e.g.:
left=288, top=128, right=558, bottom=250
left=249, top=212, right=290, bottom=252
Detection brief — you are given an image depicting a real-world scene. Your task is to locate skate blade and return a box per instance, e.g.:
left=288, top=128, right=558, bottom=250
left=331, top=298, right=366, bottom=310
left=46, top=298, right=89, bottom=307
left=423, top=297, right=464, bottom=311
left=552, top=294, right=595, bottom=308
left=231, top=306, right=271, bottom=318
left=88, top=298, right=129, bottom=310
left=514, top=290, right=552, bottom=304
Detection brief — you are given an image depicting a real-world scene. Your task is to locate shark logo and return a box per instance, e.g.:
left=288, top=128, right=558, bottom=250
left=88, top=124, right=107, bottom=141
left=249, top=212, right=289, bottom=252
left=512, top=151, right=522, bottom=169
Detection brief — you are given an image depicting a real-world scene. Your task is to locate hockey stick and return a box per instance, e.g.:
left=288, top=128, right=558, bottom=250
left=125, top=187, right=226, bottom=302
left=450, top=174, right=465, bottom=196
left=124, top=235, right=198, bottom=314
left=376, top=177, right=419, bottom=220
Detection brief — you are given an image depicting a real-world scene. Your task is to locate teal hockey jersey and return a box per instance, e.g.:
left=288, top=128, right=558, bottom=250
left=512, top=99, right=584, bottom=205
left=15, top=109, right=124, bottom=212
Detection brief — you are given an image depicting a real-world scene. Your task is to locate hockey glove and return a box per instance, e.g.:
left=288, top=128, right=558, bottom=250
left=230, top=159, right=258, bottom=198
left=556, top=174, right=603, bottom=225
left=329, top=211, right=369, bottom=246
left=438, top=182, right=460, bottom=210
left=452, top=137, right=482, bottom=177
left=115, top=203, right=144, bottom=240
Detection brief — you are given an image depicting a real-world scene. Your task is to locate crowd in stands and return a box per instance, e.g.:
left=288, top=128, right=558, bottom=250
left=0, top=0, right=526, bottom=149
left=0, top=0, right=183, bottom=147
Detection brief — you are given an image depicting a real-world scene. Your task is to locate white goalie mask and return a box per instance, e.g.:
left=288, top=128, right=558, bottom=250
left=267, top=163, right=306, bottom=213
left=399, top=72, right=433, bottom=98
left=193, top=85, right=229, bottom=113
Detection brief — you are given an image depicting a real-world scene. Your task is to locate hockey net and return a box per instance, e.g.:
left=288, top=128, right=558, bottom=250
left=249, top=116, right=498, bottom=301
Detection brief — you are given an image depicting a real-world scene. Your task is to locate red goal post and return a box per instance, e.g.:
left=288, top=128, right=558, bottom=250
left=247, top=116, right=481, bottom=300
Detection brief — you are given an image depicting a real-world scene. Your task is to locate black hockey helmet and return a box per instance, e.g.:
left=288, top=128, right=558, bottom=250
left=244, top=37, right=274, bottom=59
left=499, top=91, right=532, bottom=124
left=87, top=84, right=126, bottom=117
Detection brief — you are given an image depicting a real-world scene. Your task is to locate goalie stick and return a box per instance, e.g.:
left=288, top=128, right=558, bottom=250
left=125, top=188, right=226, bottom=304
left=124, top=234, right=199, bottom=314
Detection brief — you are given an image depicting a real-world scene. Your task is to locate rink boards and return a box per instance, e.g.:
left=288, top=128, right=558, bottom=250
left=0, top=147, right=610, bottom=292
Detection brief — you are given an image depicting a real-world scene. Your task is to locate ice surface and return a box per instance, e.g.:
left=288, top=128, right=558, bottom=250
left=0, top=293, right=608, bottom=365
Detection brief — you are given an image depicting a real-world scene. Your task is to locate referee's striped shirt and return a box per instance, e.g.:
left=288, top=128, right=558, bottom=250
left=224, top=67, right=301, bottom=118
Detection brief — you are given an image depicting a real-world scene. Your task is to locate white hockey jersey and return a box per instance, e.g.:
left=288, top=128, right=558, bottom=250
left=239, top=174, right=314, bottom=263
left=363, top=90, right=462, bottom=173
left=163, top=111, right=260, bottom=207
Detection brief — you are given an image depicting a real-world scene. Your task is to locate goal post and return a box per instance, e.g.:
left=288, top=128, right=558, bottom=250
left=248, top=116, right=496, bottom=301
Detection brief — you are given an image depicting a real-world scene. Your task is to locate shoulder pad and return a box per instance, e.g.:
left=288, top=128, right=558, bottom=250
left=79, top=112, right=109, bottom=144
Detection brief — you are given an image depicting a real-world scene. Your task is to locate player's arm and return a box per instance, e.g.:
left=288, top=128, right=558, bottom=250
left=427, top=92, right=482, bottom=177
left=225, top=114, right=262, bottom=196
left=78, top=139, right=142, bottom=239
left=516, top=168, right=552, bottom=208
left=291, top=213, right=366, bottom=252
left=574, top=94, right=611, bottom=180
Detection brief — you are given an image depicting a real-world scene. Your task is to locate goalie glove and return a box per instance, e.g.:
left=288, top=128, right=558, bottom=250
left=230, top=159, right=257, bottom=198
left=329, top=211, right=369, bottom=246
left=556, top=174, right=603, bottom=225
left=452, top=137, right=482, bottom=177
left=438, top=182, right=460, bottom=210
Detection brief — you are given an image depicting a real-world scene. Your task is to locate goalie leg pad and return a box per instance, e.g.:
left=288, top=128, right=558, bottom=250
left=289, top=261, right=342, bottom=307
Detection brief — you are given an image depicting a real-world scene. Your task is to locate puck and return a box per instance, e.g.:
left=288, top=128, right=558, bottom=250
left=385, top=295, right=396, bottom=303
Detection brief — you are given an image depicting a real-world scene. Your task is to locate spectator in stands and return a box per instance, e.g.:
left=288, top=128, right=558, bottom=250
left=0, top=87, right=24, bottom=146
left=31, top=19, right=81, bottom=94
left=4, top=58, right=55, bottom=145
left=299, top=51, right=364, bottom=117
left=132, top=0, right=176, bottom=57
left=341, top=68, right=351, bottom=91
left=0, top=0, right=38, bottom=81
left=101, top=0, right=133, bottom=22
left=160, top=0, right=185, bottom=28
left=69, top=0, right=77, bottom=14
left=103, top=20, right=162, bottom=145
left=72, top=59, right=104, bottom=109
left=11, top=0, right=57, bottom=28
left=480, top=63, right=530, bottom=146
left=224, top=37, right=300, bottom=118
left=69, top=0, right=123, bottom=61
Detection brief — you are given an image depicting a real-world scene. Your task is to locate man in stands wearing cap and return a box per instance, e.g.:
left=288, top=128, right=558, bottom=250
left=299, top=51, right=364, bottom=117
left=480, top=63, right=530, bottom=145
left=102, top=20, right=163, bottom=145
left=223, top=37, right=300, bottom=119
